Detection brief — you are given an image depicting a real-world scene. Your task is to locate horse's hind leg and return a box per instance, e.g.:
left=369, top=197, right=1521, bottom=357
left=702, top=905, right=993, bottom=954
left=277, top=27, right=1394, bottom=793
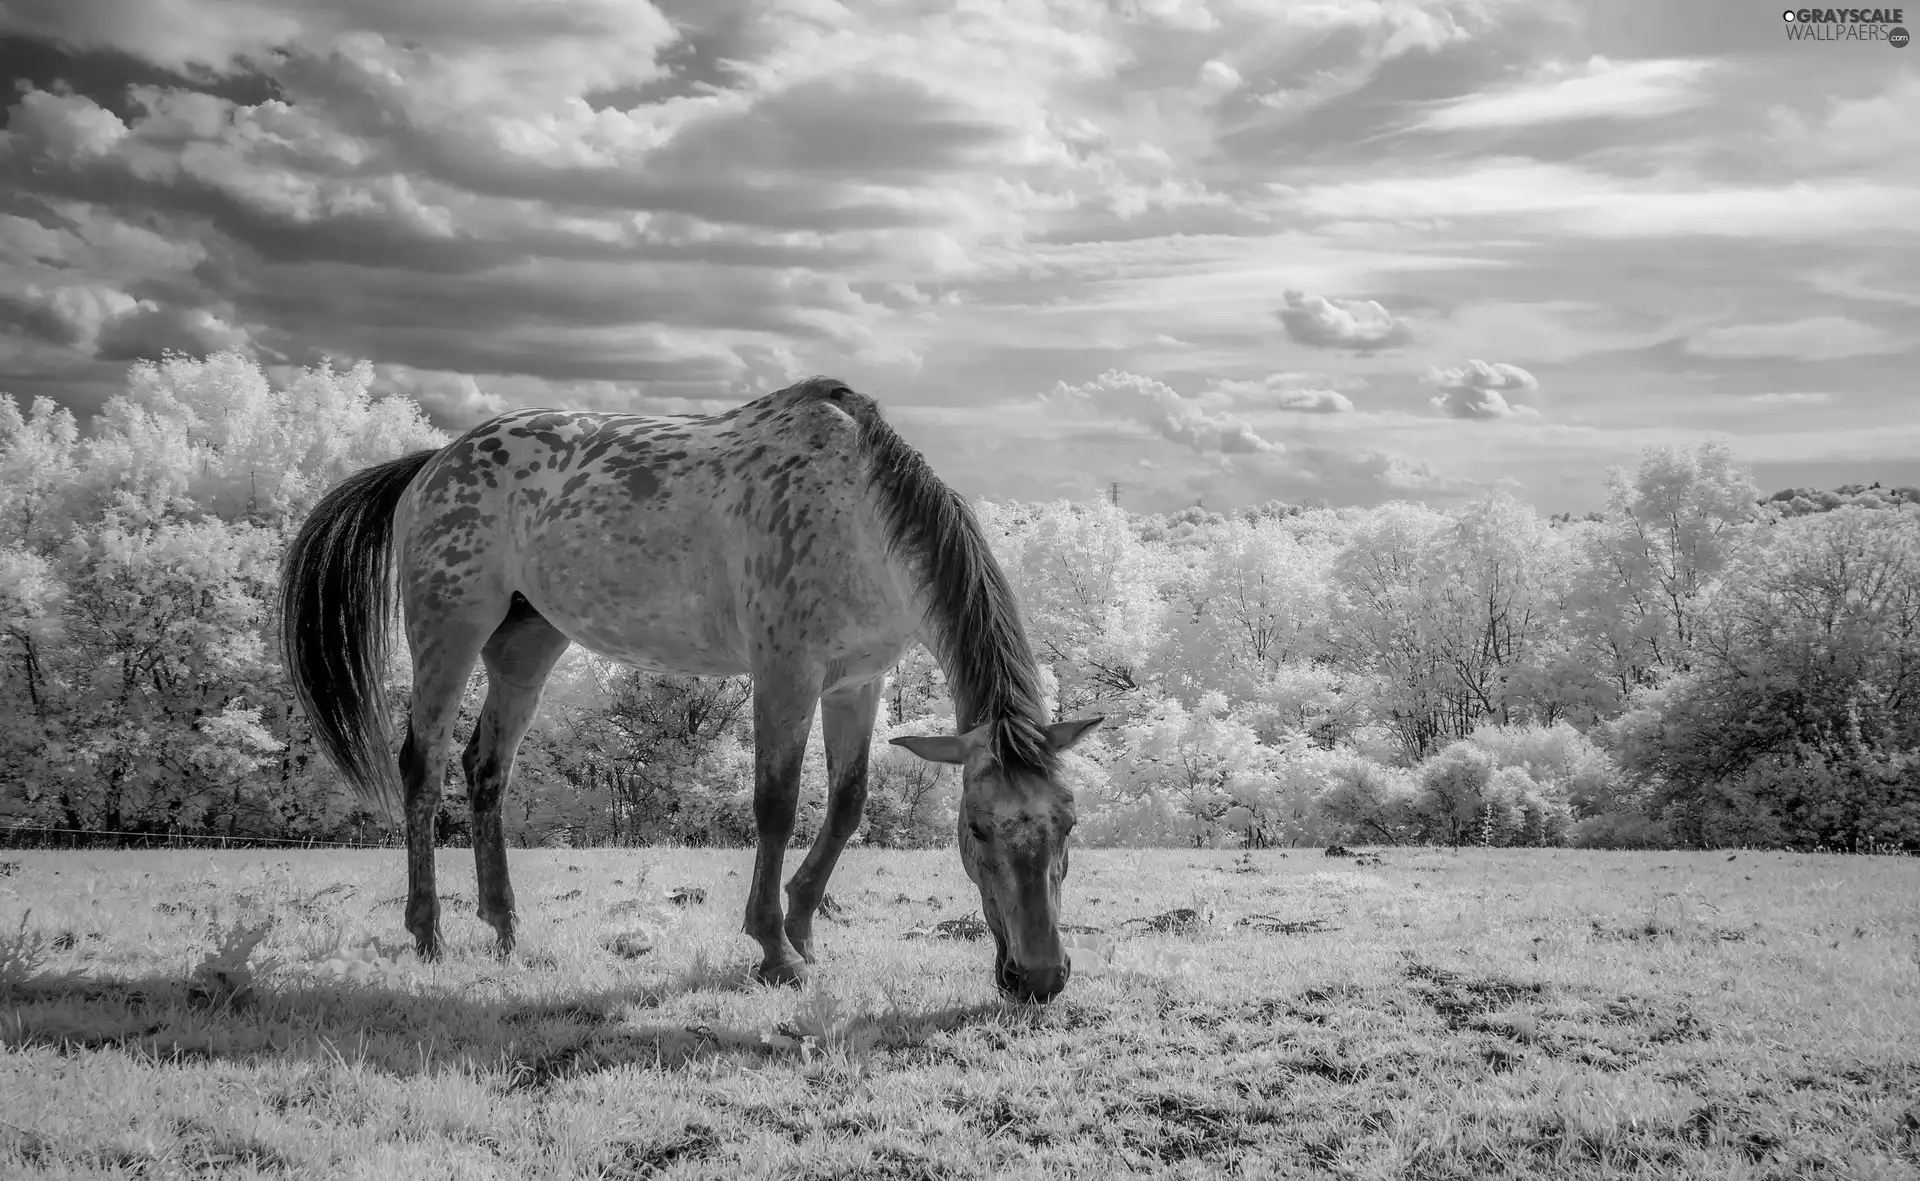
left=401, top=615, right=497, bottom=960
left=784, top=677, right=883, bottom=963
left=465, top=599, right=571, bottom=954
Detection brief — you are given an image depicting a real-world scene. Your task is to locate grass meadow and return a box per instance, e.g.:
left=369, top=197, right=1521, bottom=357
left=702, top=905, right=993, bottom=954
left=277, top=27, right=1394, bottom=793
left=1, top=844, right=1917, bottom=1180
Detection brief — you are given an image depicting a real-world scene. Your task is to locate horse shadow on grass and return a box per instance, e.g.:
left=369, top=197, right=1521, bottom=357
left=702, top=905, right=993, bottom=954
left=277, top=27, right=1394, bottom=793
left=1, top=951, right=1049, bottom=1090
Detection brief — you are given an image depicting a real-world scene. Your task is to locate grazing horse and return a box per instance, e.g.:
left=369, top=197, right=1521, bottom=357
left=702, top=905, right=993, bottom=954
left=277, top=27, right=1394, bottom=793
left=279, top=376, right=1102, bottom=1002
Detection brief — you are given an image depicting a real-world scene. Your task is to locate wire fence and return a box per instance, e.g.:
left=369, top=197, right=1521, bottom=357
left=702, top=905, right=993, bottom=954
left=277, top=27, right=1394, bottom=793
left=0, top=826, right=398, bottom=851
left=2, top=824, right=1912, bottom=856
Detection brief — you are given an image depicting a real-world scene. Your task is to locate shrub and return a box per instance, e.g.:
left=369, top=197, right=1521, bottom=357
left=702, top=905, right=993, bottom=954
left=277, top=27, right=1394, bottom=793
left=1310, top=752, right=1420, bottom=845
left=1566, top=811, right=1672, bottom=849
left=1467, top=720, right=1631, bottom=818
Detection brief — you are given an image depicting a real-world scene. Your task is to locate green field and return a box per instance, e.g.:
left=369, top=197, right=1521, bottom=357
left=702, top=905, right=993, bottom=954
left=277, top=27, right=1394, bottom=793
left=2, top=846, right=1916, bottom=1179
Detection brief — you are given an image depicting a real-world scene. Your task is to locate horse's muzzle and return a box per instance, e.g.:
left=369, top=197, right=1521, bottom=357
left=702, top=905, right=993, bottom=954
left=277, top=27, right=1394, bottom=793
left=996, top=953, right=1072, bottom=1003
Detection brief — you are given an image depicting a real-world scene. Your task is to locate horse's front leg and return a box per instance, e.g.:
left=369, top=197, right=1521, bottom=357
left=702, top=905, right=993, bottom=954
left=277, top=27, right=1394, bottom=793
left=784, top=677, right=883, bottom=962
left=743, top=664, right=820, bottom=986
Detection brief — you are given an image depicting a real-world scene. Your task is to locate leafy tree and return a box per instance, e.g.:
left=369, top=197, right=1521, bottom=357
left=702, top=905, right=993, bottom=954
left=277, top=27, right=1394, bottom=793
left=1566, top=441, right=1759, bottom=702
left=1614, top=505, right=1920, bottom=846
left=979, top=499, right=1175, bottom=716
left=1328, top=501, right=1452, bottom=759
left=1173, top=516, right=1334, bottom=689
left=1102, top=692, right=1278, bottom=846
left=1329, top=494, right=1567, bottom=761
left=1763, top=482, right=1920, bottom=518
left=0, top=351, right=442, bottom=838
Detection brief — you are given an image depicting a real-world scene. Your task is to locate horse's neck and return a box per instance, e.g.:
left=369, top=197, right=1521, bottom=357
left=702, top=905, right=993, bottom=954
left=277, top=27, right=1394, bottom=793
left=909, top=618, right=972, bottom=730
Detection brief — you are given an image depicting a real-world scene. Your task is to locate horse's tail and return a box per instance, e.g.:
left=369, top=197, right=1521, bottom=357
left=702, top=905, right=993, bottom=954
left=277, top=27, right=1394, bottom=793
left=279, top=449, right=439, bottom=818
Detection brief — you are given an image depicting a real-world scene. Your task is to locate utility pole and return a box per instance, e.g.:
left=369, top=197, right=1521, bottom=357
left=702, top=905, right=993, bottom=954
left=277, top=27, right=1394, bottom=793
left=1108, top=482, right=1121, bottom=507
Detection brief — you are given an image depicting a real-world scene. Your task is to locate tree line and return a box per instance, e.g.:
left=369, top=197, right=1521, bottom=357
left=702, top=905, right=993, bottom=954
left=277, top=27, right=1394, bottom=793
left=2, top=352, right=1915, bottom=852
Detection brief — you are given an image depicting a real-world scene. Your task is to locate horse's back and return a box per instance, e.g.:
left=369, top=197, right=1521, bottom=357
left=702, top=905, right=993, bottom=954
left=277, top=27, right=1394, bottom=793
left=397, top=381, right=918, bottom=680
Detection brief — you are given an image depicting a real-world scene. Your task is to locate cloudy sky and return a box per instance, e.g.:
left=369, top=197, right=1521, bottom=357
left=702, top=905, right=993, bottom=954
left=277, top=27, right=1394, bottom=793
left=0, top=0, right=1914, bottom=512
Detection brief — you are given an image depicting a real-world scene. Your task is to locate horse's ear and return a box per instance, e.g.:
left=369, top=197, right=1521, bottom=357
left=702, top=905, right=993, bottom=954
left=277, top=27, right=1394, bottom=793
left=890, top=720, right=995, bottom=765
left=889, top=734, right=966, bottom=764
left=1045, top=716, right=1104, bottom=752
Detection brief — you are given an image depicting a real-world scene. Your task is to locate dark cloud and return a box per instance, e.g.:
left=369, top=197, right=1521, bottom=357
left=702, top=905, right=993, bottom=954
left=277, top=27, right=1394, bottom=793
left=270, top=51, right=1005, bottom=232
left=0, top=290, right=81, bottom=346
left=95, top=304, right=248, bottom=361
left=4, top=0, right=677, bottom=76
left=0, top=33, right=283, bottom=121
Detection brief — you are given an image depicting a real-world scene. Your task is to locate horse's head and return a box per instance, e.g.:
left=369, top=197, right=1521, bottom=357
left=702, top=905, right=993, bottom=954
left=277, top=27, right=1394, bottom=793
left=891, top=715, right=1103, bottom=1003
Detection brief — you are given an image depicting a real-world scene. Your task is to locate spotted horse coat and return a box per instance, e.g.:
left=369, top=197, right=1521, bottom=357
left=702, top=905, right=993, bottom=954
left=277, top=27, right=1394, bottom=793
left=280, top=377, right=1103, bottom=1002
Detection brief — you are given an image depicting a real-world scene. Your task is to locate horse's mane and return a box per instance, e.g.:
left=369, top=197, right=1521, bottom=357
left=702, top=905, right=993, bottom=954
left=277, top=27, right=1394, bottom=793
left=802, top=378, right=1057, bottom=775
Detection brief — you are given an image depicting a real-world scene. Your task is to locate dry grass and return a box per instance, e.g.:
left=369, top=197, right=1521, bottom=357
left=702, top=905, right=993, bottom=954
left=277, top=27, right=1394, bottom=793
left=2, top=845, right=1917, bottom=1179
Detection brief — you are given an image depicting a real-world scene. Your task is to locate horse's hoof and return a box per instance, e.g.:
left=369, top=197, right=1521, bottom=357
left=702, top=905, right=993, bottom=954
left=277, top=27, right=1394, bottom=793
left=754, top=958, right=808, bottom=988
left=783, top=925, right=818, bottom=965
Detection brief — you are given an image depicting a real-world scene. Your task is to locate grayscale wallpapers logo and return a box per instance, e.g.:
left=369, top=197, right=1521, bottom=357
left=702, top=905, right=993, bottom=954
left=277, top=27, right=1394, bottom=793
left=1782, top=7, right=1910, bottom=44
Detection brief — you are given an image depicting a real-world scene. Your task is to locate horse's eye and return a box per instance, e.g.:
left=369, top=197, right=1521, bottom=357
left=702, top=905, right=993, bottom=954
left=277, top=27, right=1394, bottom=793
left=969, top=821, right=991, bottom=843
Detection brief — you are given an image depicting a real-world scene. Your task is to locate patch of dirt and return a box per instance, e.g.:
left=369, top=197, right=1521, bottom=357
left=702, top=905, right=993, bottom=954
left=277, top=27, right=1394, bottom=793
left=1597, top=993, right=1712, bottom=1044
left=1402, top=961, right=1547, bottom=1031
left=505, top=1037, right=607, bottom=1092
left=1590, top=918, right=1752, bottom=943
left=500, top=1003, right=610, bottom=1028
left=1276, top=1044, right=1373, bottom=1085
left=1235, top=914, right=1339, bottom=936
left=603, top=1121, right=723, bottom=1176
left=604, top=930, right=655, bottom=958
left=950, top=1092, right=1058, bottom=1149
left=168, top=1115, right=300, bottom=1174
left=1109, top=1086, right=1270, bottom=1163
left=1122, top=908, right=1207, bottom=935
left=916, top=916, right=988, bottom=941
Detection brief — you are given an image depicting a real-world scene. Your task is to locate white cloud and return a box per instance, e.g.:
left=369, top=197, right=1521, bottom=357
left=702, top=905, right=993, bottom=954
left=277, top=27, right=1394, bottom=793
left=373, top=365, right=512, bottom=422
left=1279, top=163, right=1919, bottom=240
left=1685, top=317, right=1903, bottom=361
left=1416, top=57, right=1712, bottom=131
left=1425, top=359, right=1540, bottom=420
left=1199, top=59, right=1243, bottom=93
left=3, top=89, right=131, bottom=161
left=1273, top=387, right=1354, bottom=413
left=1211, top=374, right=1355, bottom=413
left=1766, top=73, right=1920, bottom=170
left=1047, top=369, right=1277, bottom=454
left=1742, top=392, right=1834, bottom=406
left=1805, top=268, right=1920, bottom=309
left=1130, top=0, right=1220, bottom=32
left=1434, top=300, right=1682, bottom=364
left=1277, top=288, right=1413, bottom=351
